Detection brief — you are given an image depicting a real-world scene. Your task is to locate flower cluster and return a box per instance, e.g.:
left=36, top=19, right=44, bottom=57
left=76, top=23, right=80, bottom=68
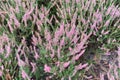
left=0, top=0, right=120, bottom=79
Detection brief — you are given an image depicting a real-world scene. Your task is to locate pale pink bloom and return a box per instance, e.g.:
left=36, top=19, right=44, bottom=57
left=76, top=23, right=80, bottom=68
left=56, top=61, right=60, bottom=67
left=114, top=9, right=120, bottom=17
left=18, top=59, right=26, bottom=67
left=40, top=13, right=44, bottom=20
left=13, top=16, right=20, bottom=27
left=32, top=35, right=38, bottom=46
left=33, top=46, right=39, bottom=60
left=5, top=43, right=11, bottom=58
left=94, top=11, right=102, bottom=23
left=0, top=47, right=4, bottom=53
left=22, top=8, right=34, bottom=26
left=30, top=62, right=36, bottom=73
left=33, top=14, right=37, bottom=23
left=44, top=28, right=51, bottom=41
left=104, top=19, right=110, bottom=26
left=16, top=53, right=25, bottom=67
left=72, top=49, right=85, bottom=61
left=57, top=47, right=61, bottom=59
left=54, top=29, right=60, bottom=45
left=84, top=0, right=91, bottom=11
left=21, top=70, right=30, bottom=80
left=36, top=20, right=42, bottom=26
left=72, top=63, right=88, bottom=77
left=76, top=0, right=80, bottom=3
left=81, top=18, right=86, bottom=24
left=69, top=76, right=71, bottom=80
left=85, top=75, right=93, bottom=79
left=66, top=24, right=75, bottom=39
left=100, top=73, right=104, bottom=80
left=90, top=22, right=96, bottom=30
left=72, top=32, right=91, bottom=55
left=66, top=0, right=70, bottom=3
left=8, top=21, right=13, bottom=33
left=0, top=70, right=2, bottom=77
left=71, top=30, right=79, bottom=44
left=2, top=33, right=9, bottom=42
left=15, top=5, right=20, bottom=13
left=101, top=30, right=109, bottom=35
left=35, top=32, right=42, bottom=44
left=69, top=47, right=72, bottom=52
left=0, top=65, right=4, bottom=70
left=63, top=61, right=70, bottom=68
left=59, top=23, right=64, bottom=35
left=44, top=64, right=51, bottom=73
left=54, top=23, right=64, bottom=44
left=60, top=37, right=65, bottom=47
left=75, top=63, right=88, bottom=71
left=106, top=6, right=113, bottom=15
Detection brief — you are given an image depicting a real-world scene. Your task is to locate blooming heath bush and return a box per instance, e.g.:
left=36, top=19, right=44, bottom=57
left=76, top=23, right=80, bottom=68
left=0, top=0, right=120, bottom=80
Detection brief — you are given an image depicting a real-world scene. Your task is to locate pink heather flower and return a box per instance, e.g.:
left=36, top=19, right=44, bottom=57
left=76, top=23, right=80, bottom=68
left=54, top=23, right=64, bottom=43
left=55, top=61, right=60, bottom=67
left=91, top=22, right=96, bottom=31
left=72, top=63, right=88, bottom=77
left=32, top=34, right=38, bottom=46
left=44, top=64, right=51, bottom=73
left=100, top=73, right=104, bottom=80
left=73, top=49, right=85, bottom=61
left=66, top=0, right=70, bottom=3
left=71, top=30, right=79, bottom=44
left=44, top=28, right=51, bottom=41
left=106, top=6, right=113, bottom=15
left=72, top=32, right=92, bottom=55
left=33, top=14, right=37, bottom=23
left=0, top=70, right=2, bottom=77
left=21, top=70, right=30, bottom=80
left=5, top=43, right=11, bottom=58
left=50, top=48, right=55, bottom=58
left=16, top=53, right=25, bottom=67
left=12, top=16, right=20, bottom=27
left=30, top=62, right=36, bottom=73
left=0, top=47, right=4, bottom=53
left=94, top=11, right=102, bottom=23
left=63, top=61, right=70, bottom=68
left=33, top=46, right=39, bottom=60
left=8, top=21, right=13, bottom=33
left=22, top=8, right=34, bottom=26
left=18, top=59, right=26, bottom=67
left=76, top=0, right=80, bottom=3
left=59, top=23, right=64, bottom=35
left=57, top=47, right=61, bottom=59
left=101, top=30, right=110, bottom=35
left=40, top=13, right=44, bottom=20
left=104, top=19, right=110, bottom=26
left=75, top=63, right=88, bottom=71
left=66, top=24, right=75, bottom=39
left=60, top=37, right=65, bottom=47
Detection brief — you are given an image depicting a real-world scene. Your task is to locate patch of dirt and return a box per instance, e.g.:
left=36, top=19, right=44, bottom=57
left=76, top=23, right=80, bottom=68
left=83, top=51, right=119, bottom=80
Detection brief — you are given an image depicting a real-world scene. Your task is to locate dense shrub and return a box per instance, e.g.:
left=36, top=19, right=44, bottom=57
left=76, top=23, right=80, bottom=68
left=0, top=0, right=120, bottom=79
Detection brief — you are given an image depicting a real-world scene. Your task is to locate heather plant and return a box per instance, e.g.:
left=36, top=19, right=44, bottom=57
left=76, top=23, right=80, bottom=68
left=0, top=0, right=120, bottom=80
